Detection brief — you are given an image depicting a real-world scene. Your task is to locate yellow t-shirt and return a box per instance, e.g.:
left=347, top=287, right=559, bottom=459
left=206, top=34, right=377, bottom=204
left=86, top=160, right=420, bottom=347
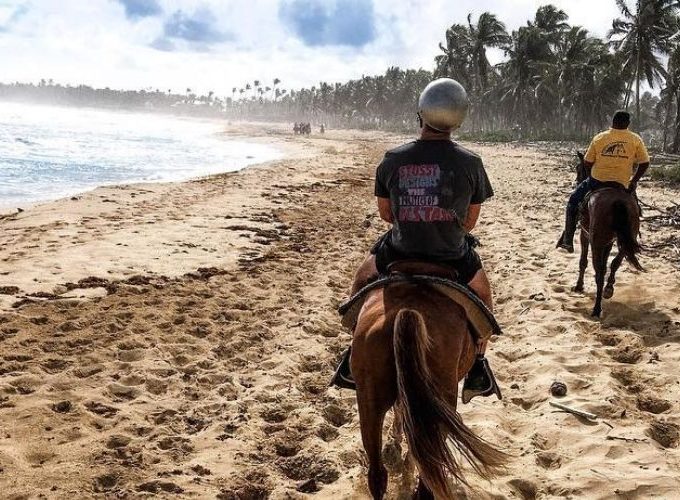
left=584, top=128, right=650, bottom=187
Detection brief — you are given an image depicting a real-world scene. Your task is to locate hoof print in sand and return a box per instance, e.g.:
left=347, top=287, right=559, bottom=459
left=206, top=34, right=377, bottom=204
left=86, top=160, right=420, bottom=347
left=85, top=401, right=119, bottom=417
left=611, top=344, right=643, bottom=364
left=508, top=478, right=538, bottom=500
left=536, top=451, right=562, bottom=470
left=648, top=420, right=680, bottom=448
left=637, top=394, right=672, bottom=414
left=296, top=478, right=319, bottom=493
left=51, top=400, right=73, bottom=413
left=273, top=437, right=301, bottom=457
left=260, top=407, right=288, bottom=424
left=93, top=473, right=118, bottom=493
left=316, top=423, right=339, bottom=442
left=106, top=434, right=131, bottom=449
left=137, top=480, right=184, bottom=494
left=107, top=383, right=140, bottom=400
left=321, top=402, right=352, bottom=427
left=278, top=452, right=340, bottom=484
left=218, top=470, right=273, bottom=500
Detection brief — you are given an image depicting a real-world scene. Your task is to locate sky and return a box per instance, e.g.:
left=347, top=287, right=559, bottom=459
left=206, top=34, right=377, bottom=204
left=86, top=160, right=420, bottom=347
left=0, top=0, right=621, bottom=97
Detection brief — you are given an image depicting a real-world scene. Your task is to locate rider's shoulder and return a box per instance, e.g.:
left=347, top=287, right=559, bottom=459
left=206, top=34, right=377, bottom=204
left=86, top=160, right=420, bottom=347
left=450, top=142, right=482, bottom=164
left=384, top=141, right=418, bottom=157
left=593, top=130, right=610, bottom=141
left=627, top=130, right=645, bottom=143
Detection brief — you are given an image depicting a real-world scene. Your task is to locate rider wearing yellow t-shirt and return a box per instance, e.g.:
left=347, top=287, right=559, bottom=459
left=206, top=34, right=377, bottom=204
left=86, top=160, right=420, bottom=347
left=557, top=111, right=650, bottom=252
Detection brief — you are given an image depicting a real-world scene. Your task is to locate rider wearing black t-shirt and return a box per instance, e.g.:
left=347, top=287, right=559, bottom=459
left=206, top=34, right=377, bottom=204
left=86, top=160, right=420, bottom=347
left=331, top=78, right=500, bottom=403
left=373, top=139, right=493, bottom=283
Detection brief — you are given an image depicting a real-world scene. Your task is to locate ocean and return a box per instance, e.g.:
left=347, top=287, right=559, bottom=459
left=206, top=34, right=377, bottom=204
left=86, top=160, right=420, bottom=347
left=0, top=102, right=281, bottom=207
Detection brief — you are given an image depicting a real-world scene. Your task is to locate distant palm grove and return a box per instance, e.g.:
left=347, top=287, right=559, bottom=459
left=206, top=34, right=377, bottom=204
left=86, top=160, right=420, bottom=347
left=4, top=2, right=680, bottom=150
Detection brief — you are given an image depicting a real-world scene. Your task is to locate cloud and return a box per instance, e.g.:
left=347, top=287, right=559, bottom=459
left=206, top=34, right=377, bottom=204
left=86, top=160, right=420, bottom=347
left=115, top=0, right=162, bottom=20
left=151, top=7, right=232, bottom=50
left=279, top=0, right=376, bottom=47
left=0, top=2, right=29, bottom=32
left=149, top=36, right=175, bottom=52
left=0, top=0, right=621, bottom=95
left=164, top=8, right=230, bottom=43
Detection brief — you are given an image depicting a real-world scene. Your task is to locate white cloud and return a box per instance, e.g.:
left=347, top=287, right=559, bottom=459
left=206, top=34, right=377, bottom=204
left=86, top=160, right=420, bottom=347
left=0, top=0, right=622, bottom=96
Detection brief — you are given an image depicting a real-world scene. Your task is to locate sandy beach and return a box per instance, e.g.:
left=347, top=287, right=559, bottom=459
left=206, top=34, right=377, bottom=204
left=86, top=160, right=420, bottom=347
left=1, top=124, right=679, bottom=498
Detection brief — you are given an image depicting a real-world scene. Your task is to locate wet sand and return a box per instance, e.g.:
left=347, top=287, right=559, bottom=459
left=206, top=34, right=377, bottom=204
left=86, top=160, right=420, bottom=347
left=0, top=124, right=679, bottom=498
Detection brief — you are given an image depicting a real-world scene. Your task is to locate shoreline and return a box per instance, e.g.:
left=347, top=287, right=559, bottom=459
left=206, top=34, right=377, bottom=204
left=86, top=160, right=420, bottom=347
left=0, top=127, right=679, bottom=497
left=0, top=123, right=362, bottom=311
left=0, top=109, right=290, bottom=214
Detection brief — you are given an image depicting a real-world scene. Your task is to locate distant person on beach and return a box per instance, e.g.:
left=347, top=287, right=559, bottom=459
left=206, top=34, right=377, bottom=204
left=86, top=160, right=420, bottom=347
left=293, top=122, right=300, bottom=134
left=331, top=78, right=500, bottom=402
left=557, top=110, right=650, bottom=253
left=320, top=124, right=325, bottom=134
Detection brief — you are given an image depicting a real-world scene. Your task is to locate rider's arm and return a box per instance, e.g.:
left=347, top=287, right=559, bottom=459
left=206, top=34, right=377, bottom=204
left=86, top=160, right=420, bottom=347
left=629, top=162, right=650, bottom=189
left=583, top=138, right=597, bottom=177
left=464, top=204, right=481, bottom=232
left=377, top=197, right=393, bottom=223
left=630, top=137, right=651, bottom=190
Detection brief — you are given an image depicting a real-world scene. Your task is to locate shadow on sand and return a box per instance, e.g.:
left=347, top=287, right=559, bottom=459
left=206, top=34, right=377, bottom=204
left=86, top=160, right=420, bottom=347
left=601, top=299, right=680, bottom=347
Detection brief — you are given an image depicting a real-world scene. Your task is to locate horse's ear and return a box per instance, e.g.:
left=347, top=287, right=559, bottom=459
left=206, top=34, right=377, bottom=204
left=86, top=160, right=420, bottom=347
left=576, top=151, right=584, bottom=161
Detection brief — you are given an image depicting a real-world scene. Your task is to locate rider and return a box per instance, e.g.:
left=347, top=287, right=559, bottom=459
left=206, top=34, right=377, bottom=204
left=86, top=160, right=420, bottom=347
left=557, top=110, right=650, bottom=252
left=331, top=78, right=501, bottom=403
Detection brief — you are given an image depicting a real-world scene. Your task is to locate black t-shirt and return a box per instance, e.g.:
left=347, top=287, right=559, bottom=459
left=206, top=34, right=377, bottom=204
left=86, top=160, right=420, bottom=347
left=375, top=139, right=493, bottom=259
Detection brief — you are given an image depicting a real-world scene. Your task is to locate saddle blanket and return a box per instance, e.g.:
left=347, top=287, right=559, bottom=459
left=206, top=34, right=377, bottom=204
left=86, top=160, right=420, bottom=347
left=338, top=274, right=502, bottom=342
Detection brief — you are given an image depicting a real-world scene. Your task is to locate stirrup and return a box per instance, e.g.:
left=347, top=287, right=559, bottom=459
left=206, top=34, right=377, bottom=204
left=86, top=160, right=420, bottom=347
left=462, top=356, right=502, bottom=404
left=329, top=347, right=356, bottom=390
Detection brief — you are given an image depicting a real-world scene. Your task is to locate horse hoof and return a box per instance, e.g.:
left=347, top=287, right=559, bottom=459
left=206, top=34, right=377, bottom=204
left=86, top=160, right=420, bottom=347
left=603, top=286, right=614, bottom=299
left=591, top=309, right=601, bottom=318
left=572, top=285, right=584, bottom=293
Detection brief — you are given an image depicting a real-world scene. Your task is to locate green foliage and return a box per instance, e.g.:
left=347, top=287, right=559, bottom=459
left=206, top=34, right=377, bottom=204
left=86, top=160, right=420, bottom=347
left=650, top=164, right=680, bottom=183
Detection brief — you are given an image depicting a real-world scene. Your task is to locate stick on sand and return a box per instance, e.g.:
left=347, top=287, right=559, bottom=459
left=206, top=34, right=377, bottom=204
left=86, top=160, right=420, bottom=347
left=550, top=401, right=598, bottom=420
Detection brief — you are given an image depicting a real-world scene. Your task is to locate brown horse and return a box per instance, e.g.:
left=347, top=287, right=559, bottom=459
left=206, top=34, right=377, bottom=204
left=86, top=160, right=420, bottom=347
left=573, top=187, right=644, bottom=317
left=350, top=279, right=506, bottom=499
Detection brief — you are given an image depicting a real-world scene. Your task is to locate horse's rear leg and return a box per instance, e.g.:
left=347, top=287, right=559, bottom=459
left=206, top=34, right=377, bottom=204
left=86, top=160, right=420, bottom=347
left=592, top=242, right=613, bottom=317
left=604, top=251, right=625, bottom=299
left=573, top=230, right=589, bottom=292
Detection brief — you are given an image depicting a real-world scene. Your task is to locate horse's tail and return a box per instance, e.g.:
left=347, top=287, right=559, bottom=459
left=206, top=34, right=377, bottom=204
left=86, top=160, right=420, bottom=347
left=392, top=309, right=506, bottom=497
left=613, top=199, right=644, bottom=271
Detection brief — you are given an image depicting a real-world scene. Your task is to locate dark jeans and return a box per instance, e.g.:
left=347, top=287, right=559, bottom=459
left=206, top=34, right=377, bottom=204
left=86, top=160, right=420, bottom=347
left=371, top=232, right=482, bottom=284
left=567, top=177, right=605, bottom=213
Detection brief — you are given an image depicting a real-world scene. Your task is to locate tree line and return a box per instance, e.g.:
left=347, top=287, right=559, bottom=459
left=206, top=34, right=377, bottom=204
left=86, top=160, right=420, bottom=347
left=4, top=2, right=680, bottom=150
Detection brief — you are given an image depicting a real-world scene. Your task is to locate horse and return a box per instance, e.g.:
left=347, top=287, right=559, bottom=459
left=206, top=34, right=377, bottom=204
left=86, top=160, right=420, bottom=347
left=571, top=155, right=644, bottom=317
left=575, top=151, right=587, bottom=184
left=350, top=267, right=506, bottom=499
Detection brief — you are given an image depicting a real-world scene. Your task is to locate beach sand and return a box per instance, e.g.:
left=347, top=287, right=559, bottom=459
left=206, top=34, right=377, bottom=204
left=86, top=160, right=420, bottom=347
left=0, top=124, right=679, bottom=498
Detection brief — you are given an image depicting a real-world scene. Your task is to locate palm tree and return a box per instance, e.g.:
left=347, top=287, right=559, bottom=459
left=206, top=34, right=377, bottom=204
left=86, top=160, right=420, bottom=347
left=435, top=24, right=472, bottom=86
left=662, top=45, right=680, bottom=150
left=531, top=4, right=569, bottom=44
left=609, top=0, right=679, bottom=121
left=498, top=24, right=553, bottom=133
left=273, top=78, right=281, bottom=100
left=467, top=12, right=511, bottom=92
left=466, top=12, right=511, bottom=131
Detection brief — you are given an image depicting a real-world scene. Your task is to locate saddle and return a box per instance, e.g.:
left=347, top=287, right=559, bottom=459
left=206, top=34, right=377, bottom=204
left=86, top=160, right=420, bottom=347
left=338, top=260, right=502, bottom=342
left=579, top=181, right=627, bottom=212
left=579, top=183, right=640, bottom=232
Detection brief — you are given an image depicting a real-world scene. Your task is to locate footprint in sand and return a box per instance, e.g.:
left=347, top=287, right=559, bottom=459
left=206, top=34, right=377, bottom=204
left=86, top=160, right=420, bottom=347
left=321, top=401, right=353, bottom=428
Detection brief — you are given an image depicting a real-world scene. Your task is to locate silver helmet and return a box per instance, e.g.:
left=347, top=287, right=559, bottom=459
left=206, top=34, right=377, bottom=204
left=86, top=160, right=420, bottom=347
left=418, top=78, right=468, bottom=132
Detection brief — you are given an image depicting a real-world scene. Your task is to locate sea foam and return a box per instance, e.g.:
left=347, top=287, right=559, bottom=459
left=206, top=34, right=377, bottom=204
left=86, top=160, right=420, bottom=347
left=0, top=102, right=281, bottom=207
